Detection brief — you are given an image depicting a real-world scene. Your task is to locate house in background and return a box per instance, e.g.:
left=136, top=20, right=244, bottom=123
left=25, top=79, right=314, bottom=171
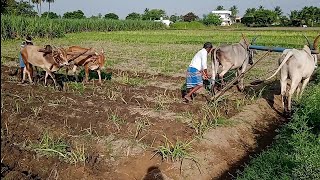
left=154, top=17, right=173, bottom=27
left=211, top=10, right=233, bottom=26
left=235, top=16, right=242, bottom=23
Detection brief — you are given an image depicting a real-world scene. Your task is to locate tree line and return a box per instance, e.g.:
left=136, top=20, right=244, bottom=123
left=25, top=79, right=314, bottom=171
left=1, top=0, right=319, bottom=27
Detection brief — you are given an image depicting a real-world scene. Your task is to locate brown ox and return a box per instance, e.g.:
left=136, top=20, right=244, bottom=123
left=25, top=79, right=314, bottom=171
left=66, top=46, right=106, bottom=84
left=20, top=45, right=88, bottom=87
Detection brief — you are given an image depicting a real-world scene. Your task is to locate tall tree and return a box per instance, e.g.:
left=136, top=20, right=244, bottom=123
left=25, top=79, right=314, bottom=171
left=182, top=12, right=198, bottom=22
left=32, top=0, right=43, bottom=15
left=142, top=9, right=166, bottom=20
left=229, top=5, right=239, bottom=16
left=126, top=12, right=141, bottom=20
left=299, top=6, right=319, bottom=26
left=202, top=13, right=221, bottom=26
left=169, top=14, right=180, bottom=22
left=46, top=0, right=54, bottom=13
left=274, top=6, right=283, bottom=17
left=104, top=13, right=119, bottom=20
left=31, top=0, right=39, bottom=14
left=215, top=5, right=224, bottom=10
left=1, top=0, right=37, bottom=16
left=244, top=8, right=256, bottom=16
left=63, top=10, right=85, bottom=19
left=41, top=11, right=59, bottom=18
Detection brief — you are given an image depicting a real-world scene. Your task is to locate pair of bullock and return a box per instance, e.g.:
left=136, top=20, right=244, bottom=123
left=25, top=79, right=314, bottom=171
left=210, top=34, right=319, bottom=113
left=20, top=45, right=105, bottom=86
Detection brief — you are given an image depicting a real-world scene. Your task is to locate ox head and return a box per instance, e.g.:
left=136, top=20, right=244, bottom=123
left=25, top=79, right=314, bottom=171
left=94, top=48, right=106, bottom=70
left=240, top=33, right=259, bottom=65
left=303, top=35, right=320, bottom=69
left=303, top=34, right=320, bottom=52
left=38, top=45, right=71, bottom=66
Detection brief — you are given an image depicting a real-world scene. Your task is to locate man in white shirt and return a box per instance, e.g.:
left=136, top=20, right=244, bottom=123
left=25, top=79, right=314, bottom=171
left=184, top=42, right=213, bottom=102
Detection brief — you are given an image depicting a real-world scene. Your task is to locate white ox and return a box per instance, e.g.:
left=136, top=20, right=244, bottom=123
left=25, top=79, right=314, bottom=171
left=211, top=34, right=257, bottom=92
left=265, top=35, right=319, bottom=112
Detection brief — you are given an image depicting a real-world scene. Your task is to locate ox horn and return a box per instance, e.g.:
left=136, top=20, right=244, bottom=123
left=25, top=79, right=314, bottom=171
left=241, top=33, right=250, bottom=47
left=313, top=34, right=320, bottom=51
left=251, top=35, right=260, bottom=45
left=303, top=34, right=312, bottom=48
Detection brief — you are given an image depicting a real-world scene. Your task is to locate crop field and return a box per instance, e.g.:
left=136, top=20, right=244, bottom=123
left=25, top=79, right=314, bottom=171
left=1, top=29, right=319, bottom=179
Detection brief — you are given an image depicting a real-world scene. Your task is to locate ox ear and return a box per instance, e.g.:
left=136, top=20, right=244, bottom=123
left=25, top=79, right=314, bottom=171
left=101, top=48, right=104, bottom=54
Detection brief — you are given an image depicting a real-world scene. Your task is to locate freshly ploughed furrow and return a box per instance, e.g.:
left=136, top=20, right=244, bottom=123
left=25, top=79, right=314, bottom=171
left=1, top=65, right=286, bottom=179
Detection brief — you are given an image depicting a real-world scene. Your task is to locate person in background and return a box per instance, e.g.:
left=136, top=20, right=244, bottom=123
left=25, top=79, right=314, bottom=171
left=184, top=42, right=213, bottom=102
left=18, top=36, right=34, bottom=81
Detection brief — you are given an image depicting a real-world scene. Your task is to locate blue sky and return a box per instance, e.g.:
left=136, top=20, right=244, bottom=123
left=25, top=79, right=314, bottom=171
left=36, top=0, right=319, bottom=19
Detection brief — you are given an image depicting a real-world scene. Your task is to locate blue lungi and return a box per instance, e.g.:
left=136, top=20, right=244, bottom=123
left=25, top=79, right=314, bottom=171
left=19, top=52, right=25, bottom=68
left=186, top=67, right=202, bottom=88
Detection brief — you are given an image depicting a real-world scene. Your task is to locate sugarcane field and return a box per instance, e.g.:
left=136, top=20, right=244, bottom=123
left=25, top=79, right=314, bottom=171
left=1, top=1, right=320, bottom=180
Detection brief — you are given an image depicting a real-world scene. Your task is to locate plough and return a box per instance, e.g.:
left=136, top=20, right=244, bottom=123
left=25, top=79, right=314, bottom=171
left=210, top=35, right=319, bottom=101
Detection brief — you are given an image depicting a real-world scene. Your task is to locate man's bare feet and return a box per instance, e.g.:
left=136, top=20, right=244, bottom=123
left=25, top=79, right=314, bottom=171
left=184, top=95, right=192, bottom=102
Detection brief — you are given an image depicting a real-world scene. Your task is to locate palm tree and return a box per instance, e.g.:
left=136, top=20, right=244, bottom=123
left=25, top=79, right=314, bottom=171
left=215, top=5, right=224, bottom=10
left=32, top=0, right=43, bottom=15
left=31, top=0, right=39, bottom=14
left=46, top=0, right=54, bottom=13
left=274, top=6, right=283, bottom=17
left=229, top=5, right=239, bottom=23
left=229, top=5, right=239, bottom=16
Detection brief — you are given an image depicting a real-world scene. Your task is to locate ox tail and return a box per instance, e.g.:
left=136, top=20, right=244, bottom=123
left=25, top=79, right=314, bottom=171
left=251, top=51, right=293, bottom=85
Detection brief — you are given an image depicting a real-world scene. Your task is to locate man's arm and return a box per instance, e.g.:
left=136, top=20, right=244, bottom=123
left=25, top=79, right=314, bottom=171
left=201, top=51, right=209, bottom=79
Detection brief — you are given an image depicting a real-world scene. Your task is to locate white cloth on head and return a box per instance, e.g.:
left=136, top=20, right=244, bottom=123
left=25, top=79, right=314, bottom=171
left=189, top=48, right=208, bottom=71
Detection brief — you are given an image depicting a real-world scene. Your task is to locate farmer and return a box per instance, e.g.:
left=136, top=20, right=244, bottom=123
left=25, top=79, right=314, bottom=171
left=18, top=36, right=33, bottom=81
left=184, top=42, right=213, bottom=102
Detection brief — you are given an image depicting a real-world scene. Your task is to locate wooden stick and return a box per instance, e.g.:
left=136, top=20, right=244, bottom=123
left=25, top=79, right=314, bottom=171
left=211, top=51, right=271, bottom=100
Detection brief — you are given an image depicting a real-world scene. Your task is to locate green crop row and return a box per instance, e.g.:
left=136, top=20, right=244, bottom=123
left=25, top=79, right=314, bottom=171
left=1, top=15, right=166, bottom=40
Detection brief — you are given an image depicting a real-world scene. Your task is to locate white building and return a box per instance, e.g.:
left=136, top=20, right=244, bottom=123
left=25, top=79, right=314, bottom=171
left=154, top=17, right=173, bottom=27
left=212, top=10, right=233, bottom=26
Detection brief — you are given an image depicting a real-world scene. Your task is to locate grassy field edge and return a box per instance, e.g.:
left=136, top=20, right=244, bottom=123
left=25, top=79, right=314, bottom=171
left=237, top=69, right=320, bottom=180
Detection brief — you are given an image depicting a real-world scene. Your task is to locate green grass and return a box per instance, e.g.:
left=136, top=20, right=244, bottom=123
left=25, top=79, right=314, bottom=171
left=108, top=113, right=126, bottom=131
left=237, top=82, right=320, bottom=180
left=115, top=73, right=146, bottom=86
left=66, top=82, right=85, bottom=94
left=153, top=135, right=195, bottom=162
left=29, top=131, right=87, bottom=165
left=1, top=29, right=319, bottom=76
